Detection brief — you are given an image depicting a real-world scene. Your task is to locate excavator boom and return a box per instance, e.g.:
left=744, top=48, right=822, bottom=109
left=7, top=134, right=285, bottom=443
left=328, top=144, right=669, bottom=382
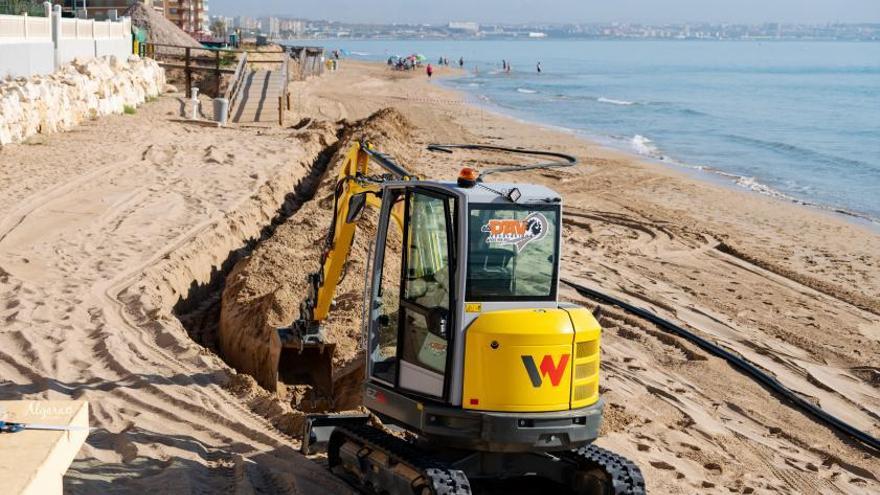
left=275, top=142, right=411, bottom=396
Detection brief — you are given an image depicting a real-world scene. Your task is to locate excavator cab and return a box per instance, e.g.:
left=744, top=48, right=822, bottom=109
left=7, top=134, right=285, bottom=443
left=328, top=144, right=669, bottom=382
left=365, top=183, right=569, bottom=409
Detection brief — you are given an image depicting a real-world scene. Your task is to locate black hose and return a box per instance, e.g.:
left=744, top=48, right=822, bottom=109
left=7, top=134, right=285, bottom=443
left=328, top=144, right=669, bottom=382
left=561, top=278, right=880, bottom=454
left=427, top=143, right=577, bottom=178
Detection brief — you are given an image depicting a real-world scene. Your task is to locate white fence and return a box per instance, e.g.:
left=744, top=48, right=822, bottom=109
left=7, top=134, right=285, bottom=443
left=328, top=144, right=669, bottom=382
left=0, top=13, right=52, bottom=40
left=0, top=5, right=132, bottom=78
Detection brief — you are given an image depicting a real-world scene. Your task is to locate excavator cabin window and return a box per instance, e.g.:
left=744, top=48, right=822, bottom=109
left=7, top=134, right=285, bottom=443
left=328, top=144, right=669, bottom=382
left=398, top=191, right=455, bottom=398
left=466, top=204, right=559, bottom=301
left=370, top=188, right=456, bottom=399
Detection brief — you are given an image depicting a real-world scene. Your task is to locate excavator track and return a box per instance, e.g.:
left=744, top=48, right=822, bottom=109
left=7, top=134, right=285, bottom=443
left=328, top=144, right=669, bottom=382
left=328, top=423, right=472, bottom=495
left=326, top=423, right=644, bottom=495
left=562, top=444, right=646, bottom=495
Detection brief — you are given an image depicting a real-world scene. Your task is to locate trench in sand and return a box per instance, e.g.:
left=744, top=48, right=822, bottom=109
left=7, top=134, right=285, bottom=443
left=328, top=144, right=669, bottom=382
left=165, top=128, right=357, bottom=427
left=172, top=139, right=340, bottom=353
left=164, top=110, right=416, bottom=431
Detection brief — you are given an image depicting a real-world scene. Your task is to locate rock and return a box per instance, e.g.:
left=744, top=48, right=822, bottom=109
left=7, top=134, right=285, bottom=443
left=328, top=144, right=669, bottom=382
left=0, top=56, right=166, bottom=146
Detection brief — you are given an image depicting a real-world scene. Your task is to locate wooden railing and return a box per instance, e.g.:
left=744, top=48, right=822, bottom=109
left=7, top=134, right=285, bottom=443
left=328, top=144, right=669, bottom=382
left=224, top=50, right=248, bottom=123
left=278, top=54, right=290, bottom=125
left=144, top=42, right=240, bottom=97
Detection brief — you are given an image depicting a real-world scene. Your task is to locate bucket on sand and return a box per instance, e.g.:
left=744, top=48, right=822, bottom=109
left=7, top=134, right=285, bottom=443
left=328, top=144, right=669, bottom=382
left=213, top=98, right=228, bottom=126
left=190, top=88, right=199, bottom=120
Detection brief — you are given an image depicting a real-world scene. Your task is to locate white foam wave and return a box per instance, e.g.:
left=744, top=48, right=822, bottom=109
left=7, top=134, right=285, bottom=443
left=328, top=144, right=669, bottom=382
left=350, top=51, right=370, bottom=56
left=517, top=88, right=538, bottom=94
left=631, top=134, right=660, bottom=157
left=734, top=176, right=798, bottom=201
left=598, top=97, right=635, bottom=106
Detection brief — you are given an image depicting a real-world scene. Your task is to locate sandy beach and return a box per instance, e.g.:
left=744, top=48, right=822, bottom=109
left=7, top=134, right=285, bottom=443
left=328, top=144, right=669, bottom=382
left=0, top=59, right=877, bottom=494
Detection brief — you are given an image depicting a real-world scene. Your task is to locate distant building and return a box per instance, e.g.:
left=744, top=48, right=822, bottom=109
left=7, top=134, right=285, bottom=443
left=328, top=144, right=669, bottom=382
left=528, top=32, right=547, bottom=38
left=280, top=18, right=304, bottom=36
left=58, top=0, right=136, bottom=20
left=448, top=21, right=479, bottom=33
left=234, top=15, right=258, bottom=30
left=208, top=14, right=232, bottom=36
left=261, top=16, right=279, bottom=37
left=164, top=0, right=209, bottom=34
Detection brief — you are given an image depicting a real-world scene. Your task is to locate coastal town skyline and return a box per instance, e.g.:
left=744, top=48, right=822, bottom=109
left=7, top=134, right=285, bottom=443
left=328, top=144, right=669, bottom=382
left=209, top=17, right=880, bottom=42
left=209, top=0, right=880, bottom=24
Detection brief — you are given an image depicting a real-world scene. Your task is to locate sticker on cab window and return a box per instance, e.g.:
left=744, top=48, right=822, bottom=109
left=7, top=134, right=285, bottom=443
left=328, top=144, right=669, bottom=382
left=481, top=212, right=548, bottom=252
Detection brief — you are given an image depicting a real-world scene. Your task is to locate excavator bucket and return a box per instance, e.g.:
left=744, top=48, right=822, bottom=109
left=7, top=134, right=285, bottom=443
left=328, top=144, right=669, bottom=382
left=277, top=342, right=335, bottom=397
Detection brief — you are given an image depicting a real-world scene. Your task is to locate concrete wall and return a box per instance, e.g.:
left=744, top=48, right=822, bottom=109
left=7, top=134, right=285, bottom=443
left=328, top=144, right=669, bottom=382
left=0, top=42, right=55, bottom=78
left=94, top=38, right=131, bottom=59
left=0, top=9, right=132, bottom=79
left=56, top=39, right=97, bottom=67
left=1, top=35, right=132, bottom=78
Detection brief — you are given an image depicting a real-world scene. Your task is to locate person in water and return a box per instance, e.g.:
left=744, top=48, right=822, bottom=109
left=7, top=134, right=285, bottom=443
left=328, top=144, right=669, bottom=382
left=537, top=61, right=543, bottom=73
left=459, top=57, right=464, bottom=68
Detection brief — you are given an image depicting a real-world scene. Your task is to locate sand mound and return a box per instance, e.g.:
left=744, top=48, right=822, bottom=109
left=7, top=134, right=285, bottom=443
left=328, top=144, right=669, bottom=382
left=125, top=1, right=201, bottom=49
left=219, top=108, right=419, bottom=411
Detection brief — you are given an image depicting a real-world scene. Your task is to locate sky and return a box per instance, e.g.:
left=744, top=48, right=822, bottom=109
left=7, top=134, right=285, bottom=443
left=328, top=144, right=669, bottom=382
left=209, top=0, right=880, bottom=24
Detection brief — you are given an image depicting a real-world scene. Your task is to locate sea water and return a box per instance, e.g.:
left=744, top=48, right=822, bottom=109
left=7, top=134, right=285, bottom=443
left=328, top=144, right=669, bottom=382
left=293, top=40, right=880, bottom=222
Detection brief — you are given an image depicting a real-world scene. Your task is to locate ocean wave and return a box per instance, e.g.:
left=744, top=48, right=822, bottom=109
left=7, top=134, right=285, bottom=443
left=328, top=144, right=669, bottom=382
left=598, top=97, right=635, bottom=106
left=630, top=134, right=661, bottom=158
left=619, top=134, right=877, bottom=223
left=734, top=176, right=799, bottom=201
left=517, top=88, right=538, bottom=94
left=724, top=134, right=874, bottom=172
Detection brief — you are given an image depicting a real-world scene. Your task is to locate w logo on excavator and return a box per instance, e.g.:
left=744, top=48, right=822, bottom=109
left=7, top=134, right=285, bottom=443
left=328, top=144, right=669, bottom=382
left=521, top=354, right=570, bottom=387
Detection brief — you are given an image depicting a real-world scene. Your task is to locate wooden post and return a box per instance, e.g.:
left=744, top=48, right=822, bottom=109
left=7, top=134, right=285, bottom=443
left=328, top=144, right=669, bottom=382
left=286, top=92, right=291, bottom=111
left=214, top=50, right=221, bottom=97
left=185, top=47, right=192, bottom=95
left=278, top=96, right=283, bottom=126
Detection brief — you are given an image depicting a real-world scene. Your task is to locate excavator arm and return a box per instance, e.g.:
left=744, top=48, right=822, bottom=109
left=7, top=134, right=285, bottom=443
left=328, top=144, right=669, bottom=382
left=275, top=142, right=411, bottom=395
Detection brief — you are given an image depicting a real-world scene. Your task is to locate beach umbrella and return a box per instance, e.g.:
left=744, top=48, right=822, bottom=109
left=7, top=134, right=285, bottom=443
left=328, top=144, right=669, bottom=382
left=415, top=54, right=427, bottom=62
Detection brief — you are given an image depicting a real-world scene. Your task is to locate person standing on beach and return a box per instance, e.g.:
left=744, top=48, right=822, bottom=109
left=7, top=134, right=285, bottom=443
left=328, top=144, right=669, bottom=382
left=426, top=63, right=434, bottom=79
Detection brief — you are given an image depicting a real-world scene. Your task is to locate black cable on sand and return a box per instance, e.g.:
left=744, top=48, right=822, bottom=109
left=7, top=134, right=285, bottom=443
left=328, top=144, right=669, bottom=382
left=562, top=278, right=880, bottom=454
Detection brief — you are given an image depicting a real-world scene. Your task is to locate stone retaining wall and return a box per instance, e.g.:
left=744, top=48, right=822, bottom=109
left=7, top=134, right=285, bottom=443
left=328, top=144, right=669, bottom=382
left=0, top=55, right=165, bottom=146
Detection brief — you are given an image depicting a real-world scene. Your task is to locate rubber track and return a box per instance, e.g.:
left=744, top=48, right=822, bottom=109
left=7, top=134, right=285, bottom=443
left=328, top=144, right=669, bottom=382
left=561, top=278, right=880, bottom=454
left=334, top=423, right=472, bottom=494
left=563, top=444, right=646, bottom=495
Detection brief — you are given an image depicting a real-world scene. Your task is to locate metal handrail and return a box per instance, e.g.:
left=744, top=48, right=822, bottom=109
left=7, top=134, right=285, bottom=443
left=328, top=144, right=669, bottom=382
left=225, top=51, right=248, bottom=121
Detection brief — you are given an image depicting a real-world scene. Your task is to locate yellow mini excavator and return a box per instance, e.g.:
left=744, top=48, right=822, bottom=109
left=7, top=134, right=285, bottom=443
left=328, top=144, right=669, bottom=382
left=276, top=142, right=645, bottom=494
